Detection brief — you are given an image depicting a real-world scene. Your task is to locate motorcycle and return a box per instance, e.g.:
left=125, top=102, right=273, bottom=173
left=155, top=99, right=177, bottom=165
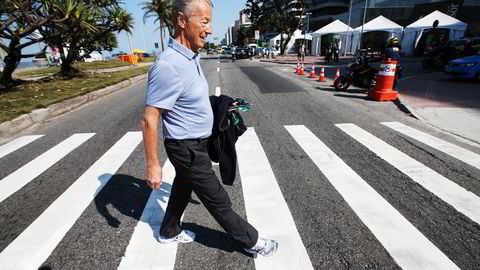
left=334, top=56, right=377, bottom=91
left=422, top=46, right=456, bottom=70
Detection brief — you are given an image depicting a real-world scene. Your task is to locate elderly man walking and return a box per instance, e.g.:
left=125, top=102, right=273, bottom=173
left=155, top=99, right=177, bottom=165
left=142, top=0, right=278, bottom=257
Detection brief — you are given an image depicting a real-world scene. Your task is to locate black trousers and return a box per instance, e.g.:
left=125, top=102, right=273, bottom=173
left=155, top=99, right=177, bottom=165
left=160, top=138, right=258, bottom=248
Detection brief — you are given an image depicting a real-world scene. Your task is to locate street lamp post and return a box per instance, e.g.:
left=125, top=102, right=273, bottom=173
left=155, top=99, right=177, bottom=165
left=126, top=33, right=133, bottom=55
left=304, top=12, right=312, bottom=55
left=344, top=0, right=353, bottom=56
left=359, top=0, right=369, bottom=51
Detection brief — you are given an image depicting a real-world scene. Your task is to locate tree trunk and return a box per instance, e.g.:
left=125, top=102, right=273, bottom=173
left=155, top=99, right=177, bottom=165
left=0, top=39, right=21, bottom=88
left=60, top=45, right=79, bottom=75
left=282, top=34, right=293, bottom=56
left=280, top=34, right=284, bottom=55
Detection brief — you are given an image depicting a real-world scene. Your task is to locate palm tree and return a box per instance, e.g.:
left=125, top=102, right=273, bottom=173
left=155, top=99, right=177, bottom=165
left=41, top=1, right=134, bottom=74
left=140, top=0, right=173, bottom=52
left=0, top=0, right=72, bottom=87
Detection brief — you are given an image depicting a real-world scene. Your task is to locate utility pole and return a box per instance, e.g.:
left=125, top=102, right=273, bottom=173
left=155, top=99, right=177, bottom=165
left=127, top=33, right=133, bottom=55
left=359, top=0, right=368, bottom=51
left=344, top=0, right=353, bottom=56
left=304, top=12, right=312, bottom=55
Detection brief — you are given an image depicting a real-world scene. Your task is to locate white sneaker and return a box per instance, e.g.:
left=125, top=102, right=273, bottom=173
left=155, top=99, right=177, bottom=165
left=158, top=230, right=196, bottom=244
left=244, top=238, right=278, bottom=257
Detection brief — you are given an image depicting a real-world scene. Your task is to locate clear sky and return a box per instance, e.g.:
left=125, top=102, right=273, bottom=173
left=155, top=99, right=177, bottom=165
left=115, top=0, right=247, bottom=54
left=20, top=0, right=247, bottom=59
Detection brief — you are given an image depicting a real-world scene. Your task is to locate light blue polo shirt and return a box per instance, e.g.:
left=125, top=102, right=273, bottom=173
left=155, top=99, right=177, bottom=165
left=145, top=38, right=213, bottom=139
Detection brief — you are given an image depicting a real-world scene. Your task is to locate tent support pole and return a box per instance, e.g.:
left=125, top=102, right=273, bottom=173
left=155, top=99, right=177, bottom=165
left=359, top=0, right=368, bottom=52
left=345, top=0, right=353, bottom=56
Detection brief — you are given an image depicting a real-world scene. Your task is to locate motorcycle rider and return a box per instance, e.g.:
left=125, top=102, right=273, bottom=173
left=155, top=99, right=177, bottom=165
left=382, top=37, right=402, bottom=90
left=231, top=46, right=236, bottom=62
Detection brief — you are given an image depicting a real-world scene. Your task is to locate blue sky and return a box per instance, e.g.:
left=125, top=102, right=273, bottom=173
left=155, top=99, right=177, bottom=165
left=20, top=0, right=247, bottom=59
left=115, top=0, right=247, bottom=54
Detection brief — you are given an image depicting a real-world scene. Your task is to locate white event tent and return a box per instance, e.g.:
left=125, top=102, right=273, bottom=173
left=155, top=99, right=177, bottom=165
left=269, top=29, right=312, bottom=54
left=400, top=10, right=468, bottom=56
left=311, top=20, right=353, bottom=56
left=349, top=15, right=403, bottom=55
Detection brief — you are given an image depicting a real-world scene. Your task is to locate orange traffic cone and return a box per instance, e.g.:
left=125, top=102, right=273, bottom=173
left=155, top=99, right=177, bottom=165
left=299, top=63, right=305, bottom=76
left=369, top=59, right=398, bottom=101
left=318, top=66, right=326, bottom=82
left=295, top=62, right=300, bottom=74
left=335, top=68, right=340, bottom=80
left=308, top=65, right=317, bottom=78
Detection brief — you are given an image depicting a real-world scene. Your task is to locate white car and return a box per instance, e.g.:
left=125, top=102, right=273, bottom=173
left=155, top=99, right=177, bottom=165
left=265, top=48, right=280, bottom=56
left=83, top=51, right=103, bottom=62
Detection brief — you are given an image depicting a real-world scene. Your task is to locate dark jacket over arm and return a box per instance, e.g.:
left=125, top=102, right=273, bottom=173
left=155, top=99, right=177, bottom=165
left=208, top=95, right=247, bottom=185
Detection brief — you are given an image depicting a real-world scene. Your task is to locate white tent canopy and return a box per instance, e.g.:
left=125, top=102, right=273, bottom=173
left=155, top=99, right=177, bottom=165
left=269, top=29, right=312, bottom=54
left=353, top=15, right=403, bottom=32
left=312, top=20, right=353, bottom=55
left=401, top=10, right=468, bottom=56
left=313, top=20, right=353, bottom=36
left=349, top=16, right=403, bottom=54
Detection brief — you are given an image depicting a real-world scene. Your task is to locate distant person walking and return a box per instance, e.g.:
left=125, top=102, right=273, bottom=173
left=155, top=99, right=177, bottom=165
left=301, top=43, right=306, bottom=62
left=297, top=43, right=303, bottom=62
left=142, top=0, right=278, bottom=257
left=334, top=43, right=339, bottom=63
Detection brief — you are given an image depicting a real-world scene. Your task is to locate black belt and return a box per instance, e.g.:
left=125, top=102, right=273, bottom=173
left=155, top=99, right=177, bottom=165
left=164, top=137, right=209, bottom=144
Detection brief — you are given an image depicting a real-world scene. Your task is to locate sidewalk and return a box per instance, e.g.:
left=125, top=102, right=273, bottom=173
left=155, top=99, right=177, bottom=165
left=261, top=59, right=480, bottom=146
left=260, top=55, right=425, bottom=66
left=397, top=93, right=480, bottom=146
left=260, top=55, right=351, bottom=66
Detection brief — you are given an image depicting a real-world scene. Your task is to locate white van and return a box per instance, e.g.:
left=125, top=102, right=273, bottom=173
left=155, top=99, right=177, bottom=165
left=83, top=51, right=103, bottom=62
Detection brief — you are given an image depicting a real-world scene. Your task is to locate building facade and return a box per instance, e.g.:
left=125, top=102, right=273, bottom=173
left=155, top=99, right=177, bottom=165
left=308, top=0, right=480, bottom=31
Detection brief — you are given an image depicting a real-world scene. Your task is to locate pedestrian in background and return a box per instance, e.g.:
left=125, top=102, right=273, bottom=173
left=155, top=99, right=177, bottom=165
left=142, top=0, right=278, bottom=257
left=297, top=42, right=303, bottom=62
left=301, top=43, right=306, bottom=62
left=334, top=43, right=339, bottom=63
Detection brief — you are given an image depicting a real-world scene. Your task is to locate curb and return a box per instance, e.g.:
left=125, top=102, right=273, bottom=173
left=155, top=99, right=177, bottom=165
left=393, top=96, right=421, bottom=120
left=393, top=96, right=480, bottom=147
left=260, top=59, right=297, bottom=65
left=0, top=73, right=147, bottom=137
left=260, top=59, right=349, bottom=68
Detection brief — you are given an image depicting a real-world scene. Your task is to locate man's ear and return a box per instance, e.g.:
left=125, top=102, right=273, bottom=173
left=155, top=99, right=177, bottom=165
left=177, top=12, right=187, bottom=30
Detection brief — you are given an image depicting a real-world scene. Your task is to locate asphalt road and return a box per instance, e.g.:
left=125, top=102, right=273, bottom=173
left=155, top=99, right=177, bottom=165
left=1, top=55, right=480, bottom=270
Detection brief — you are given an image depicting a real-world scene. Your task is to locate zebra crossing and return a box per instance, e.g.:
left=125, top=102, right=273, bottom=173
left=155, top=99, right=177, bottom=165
left=0, top=122, right=479, bottom=269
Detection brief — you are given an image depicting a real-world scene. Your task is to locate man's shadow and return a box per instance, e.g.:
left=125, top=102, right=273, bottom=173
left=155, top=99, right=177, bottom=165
left=94, top=174, right=153, bottom=228
left=181, top=222, right=252, bottom=256
left=94, top=174, right=248, bottom=255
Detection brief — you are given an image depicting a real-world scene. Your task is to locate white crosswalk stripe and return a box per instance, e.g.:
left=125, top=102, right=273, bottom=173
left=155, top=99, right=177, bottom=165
left=381, top=122, right=480, bottom=170
left=237, top=128, right=314, bottom=270
left=0, top=121, right=479, bottom=269
left=118, top=159, right=178, bottom=270
left=0, top=132, right=143, bottom=270
left=0, top=133, right=96, bottom=204
left=0, top=135, right=44, bottom=159
left=286, top=125, right=460, bottom=270
left=337, top=123, right=480, bottom=225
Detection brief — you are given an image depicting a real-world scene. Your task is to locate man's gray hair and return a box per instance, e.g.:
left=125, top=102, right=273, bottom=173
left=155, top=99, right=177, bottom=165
left=172, top=0, right=213, bottom=17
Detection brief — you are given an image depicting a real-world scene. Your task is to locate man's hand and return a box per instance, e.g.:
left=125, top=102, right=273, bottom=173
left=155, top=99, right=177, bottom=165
left=146, top=163, right=162, bottom=190
left=142, top=106, right=163, bottom=190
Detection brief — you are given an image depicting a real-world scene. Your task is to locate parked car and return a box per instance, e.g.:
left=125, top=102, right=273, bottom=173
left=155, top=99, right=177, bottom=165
left=235, top=47, right=249, bottom=59
left=265, top=48, right=280, bottom=56
left=445, top=55, right=480, bottom=80
left=207, top=48, right=214, bottom=55
left=223, top=47, right=232, bottom=55
left=255, top=47, right=264, bottom=55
